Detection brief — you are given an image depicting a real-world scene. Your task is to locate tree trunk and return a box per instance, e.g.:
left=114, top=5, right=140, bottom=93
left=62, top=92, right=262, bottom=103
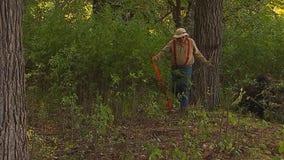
left=192, top=0, right=223, bottom=108
left=167, top=0, right=182, bottom=28
left=0, top=0, right=28, bottom=159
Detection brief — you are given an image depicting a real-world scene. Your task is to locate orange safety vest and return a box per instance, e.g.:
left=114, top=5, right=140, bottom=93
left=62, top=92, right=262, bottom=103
left=173, top=38, right=191, bottom=66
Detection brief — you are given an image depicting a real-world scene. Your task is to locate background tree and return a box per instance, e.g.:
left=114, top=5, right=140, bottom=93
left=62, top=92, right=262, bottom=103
left=0, top=0, right=28, bottom=159
left=192, top=0, right=223, bottom=108
left=167, top=0, right=182, bottom=28
left=167, top=0, right=195, bottom=32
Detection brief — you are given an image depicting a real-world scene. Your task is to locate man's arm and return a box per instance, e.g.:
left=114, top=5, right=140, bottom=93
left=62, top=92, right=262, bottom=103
left=152, top=40, right=173, bottom=61
left=192, top=39, right=212, bottom=66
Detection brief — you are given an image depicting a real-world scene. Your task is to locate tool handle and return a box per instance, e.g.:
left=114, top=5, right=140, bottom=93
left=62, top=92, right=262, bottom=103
left=149, top=54, right=163, bottom=84
left=149, top=54, right=173, bottom=112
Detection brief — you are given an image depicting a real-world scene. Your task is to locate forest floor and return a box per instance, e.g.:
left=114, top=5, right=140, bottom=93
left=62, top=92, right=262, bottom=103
left=29, top=105, right=284, bottom=160
left=94, top=109, right=284, bottom=160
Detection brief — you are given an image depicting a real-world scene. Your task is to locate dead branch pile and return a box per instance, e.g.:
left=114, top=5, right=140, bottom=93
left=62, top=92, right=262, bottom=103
left=238, top=74, right=284, bottom=123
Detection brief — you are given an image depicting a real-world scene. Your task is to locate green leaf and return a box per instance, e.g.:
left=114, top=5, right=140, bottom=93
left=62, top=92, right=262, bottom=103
left=279, top=141, right=284, bottom=154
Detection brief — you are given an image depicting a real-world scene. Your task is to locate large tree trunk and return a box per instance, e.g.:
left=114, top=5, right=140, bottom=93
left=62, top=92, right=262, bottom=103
left=0, top=0, right=28, bottom=159
left=192, top=0, right=223, bottom=108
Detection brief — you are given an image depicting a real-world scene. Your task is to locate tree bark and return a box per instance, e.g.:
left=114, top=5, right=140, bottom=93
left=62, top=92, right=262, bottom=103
left=167, top=0, right=182, bottom=28
left=192, top=0, right=223, bottom=108
left=0, top=0, right=28, bottom=159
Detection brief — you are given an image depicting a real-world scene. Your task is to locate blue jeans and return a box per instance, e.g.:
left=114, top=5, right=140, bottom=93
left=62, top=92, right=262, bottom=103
left=171, top=66, right=192, bottom=110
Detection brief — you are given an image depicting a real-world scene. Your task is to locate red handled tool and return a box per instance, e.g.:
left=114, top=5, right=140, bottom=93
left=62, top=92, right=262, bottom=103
left=149, top=54, right=173, bottom=112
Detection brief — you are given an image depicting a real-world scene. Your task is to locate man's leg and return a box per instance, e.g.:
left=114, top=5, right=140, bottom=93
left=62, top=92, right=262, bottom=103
left=172, top=66, right=192, bottom=111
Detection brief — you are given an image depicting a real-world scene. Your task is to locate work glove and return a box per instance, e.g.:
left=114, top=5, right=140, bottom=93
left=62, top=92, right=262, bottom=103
left=152, top=55, right=159, bottom=61
left=205, top=61, right=214, bottom=67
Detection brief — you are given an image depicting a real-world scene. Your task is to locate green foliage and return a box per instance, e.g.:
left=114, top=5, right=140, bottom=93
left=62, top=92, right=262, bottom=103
left=142, top=94, right=167, bottom=120
left=187, top=108, right=209, bottom=121
left=172, top=148, right=186, bottom=160
left=24, top=0, right=171, bottom=115
left=23, top=1, right=172, bottom=157
left=228, top=112, right=238, bottom=126
left=27, top=129, right=57, bottom=159
left=147, top=144, right=163, bottom=160
left=231, top=88, right=245, bottom=107
left=91, top=102, right=114, bottom=134
left=279, top=141, right=284, bottom=154
left=217, top=133, right=242, bottom=156
left=222, top=0, right=284, bottom=87
left=279, top=127, right=284, bottom=154
left=61, top=94, right=83, bottom=129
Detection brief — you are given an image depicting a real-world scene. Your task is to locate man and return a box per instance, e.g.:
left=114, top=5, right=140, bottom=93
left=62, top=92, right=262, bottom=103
left=152, top=28, right=212, bottom=112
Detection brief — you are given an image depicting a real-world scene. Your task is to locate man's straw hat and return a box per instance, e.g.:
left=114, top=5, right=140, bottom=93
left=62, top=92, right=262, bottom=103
left=173, top=28, right=189, bottom=38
